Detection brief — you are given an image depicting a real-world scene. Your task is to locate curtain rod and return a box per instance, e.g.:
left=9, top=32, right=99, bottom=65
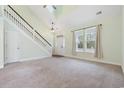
left=71, top=24, right=102, bottom=32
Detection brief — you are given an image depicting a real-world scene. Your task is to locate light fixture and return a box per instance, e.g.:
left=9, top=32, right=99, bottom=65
left=51, top=22, right=55, bottom=31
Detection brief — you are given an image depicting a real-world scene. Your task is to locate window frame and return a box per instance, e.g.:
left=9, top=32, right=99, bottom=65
left=75, top=27, right=97, bottom=53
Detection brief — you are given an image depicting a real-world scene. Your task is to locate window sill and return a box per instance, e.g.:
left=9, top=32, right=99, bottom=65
left=75, top=51, right=95, bottom=54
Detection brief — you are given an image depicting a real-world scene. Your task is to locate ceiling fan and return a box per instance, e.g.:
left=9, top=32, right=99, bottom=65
left=43, top=5, right=56, bottom=10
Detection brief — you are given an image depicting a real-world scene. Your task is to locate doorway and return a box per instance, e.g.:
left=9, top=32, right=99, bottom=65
left=5, top=30, right=20, bottom=64
left=55, top=35, right=65, bottom=56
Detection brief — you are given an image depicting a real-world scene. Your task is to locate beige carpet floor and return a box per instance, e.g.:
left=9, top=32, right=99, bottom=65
left=0, top=57, right=124, bottom=88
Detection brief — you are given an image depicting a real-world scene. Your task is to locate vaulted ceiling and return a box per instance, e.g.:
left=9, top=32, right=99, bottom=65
left=28, top=5, right=122, bottom=31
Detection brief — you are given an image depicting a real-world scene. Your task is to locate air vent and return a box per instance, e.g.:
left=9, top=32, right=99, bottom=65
left=96, top=11, right=102, bottom=15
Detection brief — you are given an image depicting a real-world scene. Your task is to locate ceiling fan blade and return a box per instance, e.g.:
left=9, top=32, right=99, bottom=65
left=43, top=5, right=56, bottom=10
left=43, top=5, right=47, bottom=8
left=52, top=5, right=56, bottom=10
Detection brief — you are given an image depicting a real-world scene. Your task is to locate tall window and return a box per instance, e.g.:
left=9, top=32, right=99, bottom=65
left=75, top=27, right=96, bottom=53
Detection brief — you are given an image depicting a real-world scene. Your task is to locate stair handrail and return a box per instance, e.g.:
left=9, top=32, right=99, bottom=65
left=6, top=5, right=52, bottom=47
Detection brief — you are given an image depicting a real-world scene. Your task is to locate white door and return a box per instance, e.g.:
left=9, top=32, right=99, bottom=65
left=56, top=35, right=65, bottom=56
left=5, top=30, right=20, bottom=63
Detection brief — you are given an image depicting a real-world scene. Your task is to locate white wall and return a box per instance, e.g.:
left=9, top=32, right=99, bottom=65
left=0, top=18, right=4, bottom=68
left=4, top=20, right=51, bottom=63
left=55, top=6, right=122, bottom=65
left=18, top=30, right=50, bottom=61
left=63, top=14, right=122, bottom=65
left=122, top=6, right=124, bottom=72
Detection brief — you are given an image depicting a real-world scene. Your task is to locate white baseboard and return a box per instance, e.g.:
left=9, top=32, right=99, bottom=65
left=64, top=55, right=121, bottom=66
left=5, top=55, right=51, bottom=64
left=19, top=56, right=51, bottom=62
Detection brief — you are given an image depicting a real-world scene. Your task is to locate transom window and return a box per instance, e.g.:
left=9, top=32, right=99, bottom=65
left=75, top=27, right=96, bottom=53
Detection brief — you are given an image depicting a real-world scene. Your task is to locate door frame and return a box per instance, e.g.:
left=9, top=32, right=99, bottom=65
left=54, top=35, right=65, bottom=56
left=4, top=30, right=20, bottom=64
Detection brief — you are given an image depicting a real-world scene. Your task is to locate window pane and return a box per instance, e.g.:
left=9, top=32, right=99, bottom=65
left=75, top=31, right=84, bottom=51
left=87, top=41, right=95, bottom=49
left=85, top=27, right=96, bottom=53
left=78, top=35, right=84, bottom=48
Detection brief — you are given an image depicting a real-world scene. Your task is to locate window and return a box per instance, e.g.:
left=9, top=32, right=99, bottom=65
left=75, top=27, right=96, bottom=53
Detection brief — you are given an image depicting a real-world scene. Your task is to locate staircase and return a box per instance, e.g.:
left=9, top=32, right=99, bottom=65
left=0, top=5, right=52, bottom=63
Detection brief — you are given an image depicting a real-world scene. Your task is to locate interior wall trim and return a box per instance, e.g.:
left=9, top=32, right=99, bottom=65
left=64, top=55, right=121, bottom=66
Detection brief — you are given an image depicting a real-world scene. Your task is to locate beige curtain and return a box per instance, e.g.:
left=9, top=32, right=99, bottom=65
left=94, top=24, right=103, bottom=59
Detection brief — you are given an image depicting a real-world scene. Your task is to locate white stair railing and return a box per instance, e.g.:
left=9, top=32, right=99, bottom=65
left=3, top=5, right=52, bottom=53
